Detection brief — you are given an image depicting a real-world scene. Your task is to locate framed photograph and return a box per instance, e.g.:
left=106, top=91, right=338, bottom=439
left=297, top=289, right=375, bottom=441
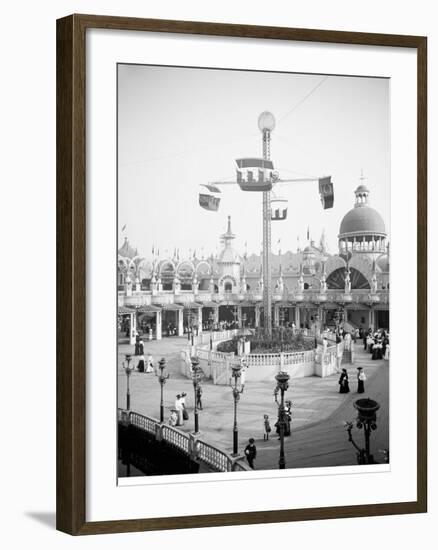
left=56, top=14, right=427, bottom=535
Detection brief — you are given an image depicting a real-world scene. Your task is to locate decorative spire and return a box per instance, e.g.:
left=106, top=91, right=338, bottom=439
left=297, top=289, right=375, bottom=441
left=355, top=170, right=370, bottom=207
left=319, top=228, right=328, bottom=254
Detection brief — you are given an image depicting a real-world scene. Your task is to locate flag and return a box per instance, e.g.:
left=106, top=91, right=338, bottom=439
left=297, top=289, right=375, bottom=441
left=307, top=226, right=310, bottom=241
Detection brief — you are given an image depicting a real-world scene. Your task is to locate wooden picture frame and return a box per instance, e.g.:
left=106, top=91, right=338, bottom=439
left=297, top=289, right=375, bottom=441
left=56, top=13, right=427, bottom=535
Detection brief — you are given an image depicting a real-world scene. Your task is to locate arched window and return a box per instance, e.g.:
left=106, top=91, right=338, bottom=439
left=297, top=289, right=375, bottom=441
left=326, top=267, right=370, bottom=290
left=224, top=282, right=232, bottom=293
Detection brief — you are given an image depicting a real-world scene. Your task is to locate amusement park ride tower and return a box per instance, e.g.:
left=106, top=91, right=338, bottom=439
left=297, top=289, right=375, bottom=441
left=259, top=111, right=275, bottom=336
left=200, top=111, right=334, bottom=336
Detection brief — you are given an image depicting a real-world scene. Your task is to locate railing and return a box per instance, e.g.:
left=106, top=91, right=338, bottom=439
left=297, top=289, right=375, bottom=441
left=193, top=329, right=241, bottom=346
left=246, top=353, right=281, bottom=367
left=195, top=440, right=232, bottom=472
left=162, top=425, right=190, bottom=454
left=119, top=288, right=389, bottom=306
left=283, top=350, right=315, bottom=365
left=119, top=409, right=243, bottom=473
left=130, top=411, right=157, bottom=435
left=245, top=349, right=315, bottom=368
left=196, top=348, right=234, bottom=362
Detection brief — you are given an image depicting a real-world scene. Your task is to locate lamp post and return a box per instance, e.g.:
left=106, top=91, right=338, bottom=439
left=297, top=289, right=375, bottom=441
left=274, top=371, right=290, bottom=469
left=207, top=311, right=214, bottom=371
left=123, top=354, right=134, bottom=411
left=155, top=357, right=169, bottom=422
left=191, top=357, right=202, bottom=434
left=345, top=398, right=380, bottom=464
left=230, top=362, right=243, bottom=456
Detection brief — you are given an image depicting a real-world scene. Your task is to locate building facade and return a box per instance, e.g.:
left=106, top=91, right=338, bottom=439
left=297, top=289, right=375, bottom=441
left=118, top=185, right=389, bottom=342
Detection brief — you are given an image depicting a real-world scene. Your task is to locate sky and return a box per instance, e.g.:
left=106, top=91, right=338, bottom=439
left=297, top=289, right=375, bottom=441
left=118, top=64, right=390, bottom=259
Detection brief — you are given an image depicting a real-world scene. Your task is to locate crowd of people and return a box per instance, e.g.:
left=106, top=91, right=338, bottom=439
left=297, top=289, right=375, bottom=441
left=124, top=317, right=389, bottom=470
left=363, top=328, right=390, bottom=360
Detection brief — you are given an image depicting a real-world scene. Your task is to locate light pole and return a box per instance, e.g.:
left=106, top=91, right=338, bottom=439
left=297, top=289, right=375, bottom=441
left=274, top=371, right=290, bottom=469
left=230, top=362, right=243, bottom=456
left=155, top=357, right=169, bottom=422
left=123, top=354, right=134, bottom=411
left=345, top=398, right=381, bottom=464
left=208, top=311, right=214, bottom=370
left=191, top=357, right=202, bottom=434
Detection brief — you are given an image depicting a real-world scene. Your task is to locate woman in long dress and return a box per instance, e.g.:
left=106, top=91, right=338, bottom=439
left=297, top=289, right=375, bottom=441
left=357, top=367, right=366, bottom=393
left=372, top=338, right=383, bottom=360
left=338, top=368, right=350, bottom=393
left=383, top=341, right=389, bottom=361
left=174, top=394, right=184, bottom=426
left=145, top=354, right=154, bottom=373
left=137, top=355, right=145, bottom=373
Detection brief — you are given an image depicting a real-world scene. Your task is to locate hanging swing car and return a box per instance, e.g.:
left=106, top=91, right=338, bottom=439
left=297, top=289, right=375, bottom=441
left=270, top=195, right=288, bottom=220
left=235, top=158, right=275, bottom=192
left=199, top=184, right=221, bottom=211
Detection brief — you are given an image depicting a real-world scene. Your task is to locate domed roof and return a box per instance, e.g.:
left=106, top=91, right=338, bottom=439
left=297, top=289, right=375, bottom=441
left=339, top=206, right=386, bottom=236
left=355, top=184, right=370, bottom=193
left=219, top=247, right=240, bottom=264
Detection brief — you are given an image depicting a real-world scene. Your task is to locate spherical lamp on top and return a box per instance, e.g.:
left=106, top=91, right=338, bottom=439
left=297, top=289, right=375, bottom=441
left=258, top=111, right=276, bottom=133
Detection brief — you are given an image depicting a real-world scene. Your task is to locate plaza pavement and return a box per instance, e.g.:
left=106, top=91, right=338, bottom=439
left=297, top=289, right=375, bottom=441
left=118, top=336, right=389, bottom=470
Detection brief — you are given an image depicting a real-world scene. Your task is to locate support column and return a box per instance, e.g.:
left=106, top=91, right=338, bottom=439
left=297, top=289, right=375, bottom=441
left=294, top=307, right=300, bottom=329
left=237, top=305, right=242, bottom=328
left=156, top=311, right=162, bottom=340
left=177, top=308, right=184, bottom=336
left=129, top=313, right=136, bottom=345
left=255, top=305, right=260, bottom=328
left=214, top=306, right=219, bottom=325
left=368, top=309, right=373, bottom=330
left=198, top=308, right=203, bottom=333
left=274, top=305, right=280, bottom=327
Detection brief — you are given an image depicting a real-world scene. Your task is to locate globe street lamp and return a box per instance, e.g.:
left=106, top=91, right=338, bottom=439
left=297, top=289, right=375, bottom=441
left=230, top=362, right=244, bottom=456
left=155, top=357, right=170, bottom=422
left=274, top=371, right=290, bottom=469
left=344, top=397, right=380, bottom=464
left=123, top=354, right=134, bottom=411
left=191, top=357, right=203, bottom=434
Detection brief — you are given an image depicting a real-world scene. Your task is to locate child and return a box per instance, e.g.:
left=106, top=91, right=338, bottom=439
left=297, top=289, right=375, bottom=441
left=168, top=409, right=178, bottom=427
left=263, top=414, right=271, bottom=440
left=244, top=438, right=257, bottom=469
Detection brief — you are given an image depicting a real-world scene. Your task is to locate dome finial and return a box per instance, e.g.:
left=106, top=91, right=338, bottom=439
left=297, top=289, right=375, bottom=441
left=355, top=172, right=370, bottom=207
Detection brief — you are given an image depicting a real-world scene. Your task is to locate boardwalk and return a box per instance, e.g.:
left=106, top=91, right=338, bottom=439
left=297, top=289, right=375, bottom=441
left=118, top=338, right=389, bottom=470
